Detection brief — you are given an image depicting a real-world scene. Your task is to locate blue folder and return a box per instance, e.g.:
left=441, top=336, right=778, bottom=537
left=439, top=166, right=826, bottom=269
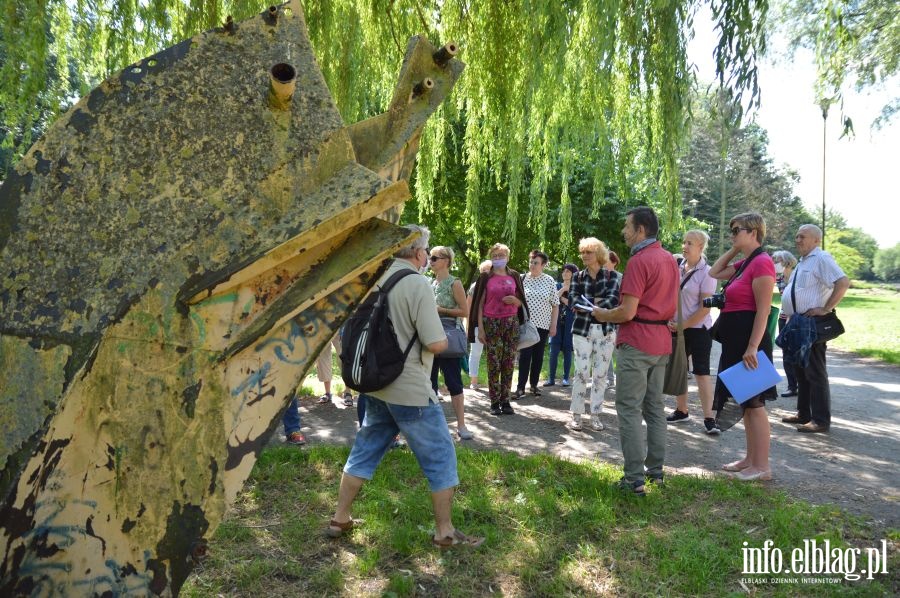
left=718, top=351, right=781, bottom=404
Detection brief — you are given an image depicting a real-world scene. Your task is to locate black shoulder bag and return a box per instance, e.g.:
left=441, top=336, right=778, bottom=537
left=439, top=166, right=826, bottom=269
left=790, top=270, right=845, bottom=344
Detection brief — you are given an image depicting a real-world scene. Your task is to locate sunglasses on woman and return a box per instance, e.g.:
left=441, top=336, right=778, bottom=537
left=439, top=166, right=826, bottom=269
left=429, top=255, right=448, bottom=262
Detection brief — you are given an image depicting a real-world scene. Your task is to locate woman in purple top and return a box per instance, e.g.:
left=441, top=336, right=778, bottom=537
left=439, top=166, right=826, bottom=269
left=709, top=213, right=777, bottom=481
left=666, top=230, right=720, bottom=434
left=468, top=243, right=527, bottom=416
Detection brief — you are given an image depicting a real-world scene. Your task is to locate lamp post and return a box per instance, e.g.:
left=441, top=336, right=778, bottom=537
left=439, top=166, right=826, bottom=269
left=820, top=101, right=829, bottom=250
left=689, top=198, right=699, bottom=218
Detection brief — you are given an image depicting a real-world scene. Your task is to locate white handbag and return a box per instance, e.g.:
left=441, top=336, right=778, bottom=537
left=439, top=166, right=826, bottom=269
left=518, top=319, right=540, bottom=350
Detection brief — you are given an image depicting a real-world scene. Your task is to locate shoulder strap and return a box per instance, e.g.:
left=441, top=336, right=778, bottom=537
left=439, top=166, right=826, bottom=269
left=722, top=247, right=764, bottom=292
left=680, top=268, right=698, bottom=290
left=377, top=268, right=418, bottom=293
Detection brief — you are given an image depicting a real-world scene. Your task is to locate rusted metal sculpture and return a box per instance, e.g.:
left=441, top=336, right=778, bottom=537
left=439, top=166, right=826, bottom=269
left=0, top=1, right=462, bottom=594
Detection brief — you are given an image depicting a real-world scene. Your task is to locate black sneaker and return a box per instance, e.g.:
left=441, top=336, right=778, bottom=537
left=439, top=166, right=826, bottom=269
left=500, top=401, right=515, bottom=415
left=489, top=403, right=502, bottom=416
left=666, top=409, right=690, bottom=423
left=704, top=418, right=721, bottom=435
left=512, top=389, right=525, bottom=400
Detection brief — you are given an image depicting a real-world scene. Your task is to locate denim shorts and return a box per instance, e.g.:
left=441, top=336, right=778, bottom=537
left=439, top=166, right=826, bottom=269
left=344, top=395, right=459, bottom=492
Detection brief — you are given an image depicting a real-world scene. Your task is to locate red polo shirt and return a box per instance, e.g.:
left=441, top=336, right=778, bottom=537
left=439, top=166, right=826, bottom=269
left=617, top=241, right=679, bottom=355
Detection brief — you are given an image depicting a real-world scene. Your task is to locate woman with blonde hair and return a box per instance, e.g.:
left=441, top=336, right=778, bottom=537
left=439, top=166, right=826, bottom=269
left=567, top=237, right=621, bottom=431
left=666, top=229, right=719, bottom=434
left=429, top=246, right=473, bottom=439
left=468, top=244, right=527, bottom=415
left=709, top=213, right=777, bottom=480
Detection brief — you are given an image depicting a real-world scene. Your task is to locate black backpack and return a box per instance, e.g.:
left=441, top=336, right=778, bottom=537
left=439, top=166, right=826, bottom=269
left=340, top=268, right=419, bottom=393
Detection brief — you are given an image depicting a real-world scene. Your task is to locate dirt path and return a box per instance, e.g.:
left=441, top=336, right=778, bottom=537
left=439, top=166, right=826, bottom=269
left=285, top=345, right=900, bottom=532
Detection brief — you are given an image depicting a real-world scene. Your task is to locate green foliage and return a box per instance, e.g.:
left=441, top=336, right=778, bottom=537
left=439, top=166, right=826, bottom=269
left=678, top=86, right=815, bottom=257
left=778, top=0, right=900, bottom=129
left=825, top=229, right=866, bottom=279
left=0, top=0, right=772, bottom=245
left=873, top=243, right=900, bottom=281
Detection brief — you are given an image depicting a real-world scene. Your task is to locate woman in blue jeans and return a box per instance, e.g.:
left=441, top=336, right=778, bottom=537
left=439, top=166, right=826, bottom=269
left=545, top=263, right=578, bottom=386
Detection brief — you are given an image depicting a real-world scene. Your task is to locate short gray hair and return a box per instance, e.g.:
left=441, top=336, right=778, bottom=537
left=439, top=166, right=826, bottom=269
left=772, top=250, right=798, bottom=268
left=799, top=224, right=823, bottom=242
left=395, top=224, right=431, bottom=259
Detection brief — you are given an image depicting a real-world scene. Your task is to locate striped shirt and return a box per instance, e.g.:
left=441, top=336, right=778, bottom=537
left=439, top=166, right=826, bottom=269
left=781, top=248, right=846, bottom=317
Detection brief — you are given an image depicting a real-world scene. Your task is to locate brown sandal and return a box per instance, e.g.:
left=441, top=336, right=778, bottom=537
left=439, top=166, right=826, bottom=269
left=431, top=529, right=485, bottom=549
left=325, top=518, right=354, bottom=538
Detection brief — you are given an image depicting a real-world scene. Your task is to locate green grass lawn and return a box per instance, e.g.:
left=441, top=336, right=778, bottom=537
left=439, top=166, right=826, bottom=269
left=183, top=446, right=897, bottom=596
left=774, top=287, right=900, bottom=364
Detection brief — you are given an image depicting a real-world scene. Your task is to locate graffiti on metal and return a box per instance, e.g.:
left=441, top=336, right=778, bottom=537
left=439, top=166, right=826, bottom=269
left=0, top=1, right=463, bottom=594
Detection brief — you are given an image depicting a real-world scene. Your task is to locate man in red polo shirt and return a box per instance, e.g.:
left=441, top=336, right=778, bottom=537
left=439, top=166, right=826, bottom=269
left=592, top=206, right=679, bottom=496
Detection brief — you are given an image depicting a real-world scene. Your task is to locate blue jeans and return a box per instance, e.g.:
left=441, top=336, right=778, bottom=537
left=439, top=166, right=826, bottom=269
left=345, top=394, right=459, bottom=492
left=548, top=341, right=573, bottom=382
left=282, top=396, right=301, bottom=435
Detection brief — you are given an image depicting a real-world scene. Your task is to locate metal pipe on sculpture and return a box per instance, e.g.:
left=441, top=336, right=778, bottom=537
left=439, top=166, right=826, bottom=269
left=265, top=5, right=279, bottom=25
left=268, top=63, right=297, bottom=110
left=0, top=1, right=463, bottom=594
left=410, top=78, right=434, bottom=101
left=433, top=43, right=458, bottom=67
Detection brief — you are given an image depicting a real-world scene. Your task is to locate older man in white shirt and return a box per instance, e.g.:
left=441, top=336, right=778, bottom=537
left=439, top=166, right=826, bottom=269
left=779, top=224, right=850, bottom=433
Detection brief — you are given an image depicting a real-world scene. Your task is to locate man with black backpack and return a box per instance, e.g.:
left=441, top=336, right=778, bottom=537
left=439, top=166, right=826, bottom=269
left=327, top=225, right=484, bottom=549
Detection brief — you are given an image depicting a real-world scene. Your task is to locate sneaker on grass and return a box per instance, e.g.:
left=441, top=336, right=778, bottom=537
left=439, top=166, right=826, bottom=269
left=286, top=431, right=306, bottom=445
left=666, top=409, right=690, bottom=423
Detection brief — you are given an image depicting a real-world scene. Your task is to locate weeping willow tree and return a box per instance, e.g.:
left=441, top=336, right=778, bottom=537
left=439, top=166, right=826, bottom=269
left=0, top=0, right=768, bottom=245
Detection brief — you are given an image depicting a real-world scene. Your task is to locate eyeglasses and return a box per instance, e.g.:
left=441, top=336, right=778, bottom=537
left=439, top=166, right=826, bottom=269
left=429, top=255, right=448, bottom=262
left=730, top=227, right=752, bottom=236
left=529, top=259, right=543, bottom=265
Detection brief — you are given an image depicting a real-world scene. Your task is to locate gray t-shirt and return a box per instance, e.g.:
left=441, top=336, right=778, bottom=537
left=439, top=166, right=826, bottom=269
left=368, top=260, right=446, bottom=406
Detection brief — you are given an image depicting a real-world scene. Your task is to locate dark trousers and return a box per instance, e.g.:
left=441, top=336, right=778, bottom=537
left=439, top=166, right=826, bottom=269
left=778, top=316, right=797, bottom=391
left=517, top=328, right=550, bottom=391
left=793, top=342, right=830, bottom=426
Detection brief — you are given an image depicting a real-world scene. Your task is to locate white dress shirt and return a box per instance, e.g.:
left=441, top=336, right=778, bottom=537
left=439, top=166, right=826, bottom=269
left=781, top=247, right=846, bottom=317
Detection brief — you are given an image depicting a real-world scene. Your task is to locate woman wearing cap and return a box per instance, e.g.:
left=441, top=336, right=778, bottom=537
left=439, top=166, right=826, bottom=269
left=429, top=245, right=473, bottom=439
left=545, top=263, right=579, bottom=387
left=468, top=244, right=527, bottom=416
